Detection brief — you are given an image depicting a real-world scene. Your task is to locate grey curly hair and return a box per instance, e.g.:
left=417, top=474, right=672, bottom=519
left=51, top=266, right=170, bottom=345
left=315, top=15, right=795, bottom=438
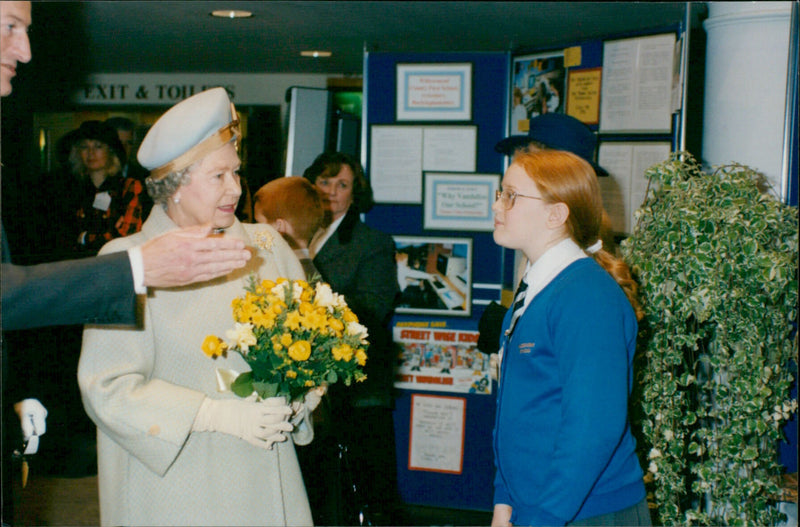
left=145, top=167, right=192, bottom=205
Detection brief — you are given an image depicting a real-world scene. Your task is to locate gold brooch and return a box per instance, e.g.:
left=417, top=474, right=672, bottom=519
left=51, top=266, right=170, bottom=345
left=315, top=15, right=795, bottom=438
left=253, top=230, right=274, bottom=252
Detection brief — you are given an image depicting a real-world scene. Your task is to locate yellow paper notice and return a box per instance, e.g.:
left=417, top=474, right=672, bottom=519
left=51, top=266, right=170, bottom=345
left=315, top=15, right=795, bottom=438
left=563, top=47, right=582, bottom=68
left=566, top=68, right=602, bottom=125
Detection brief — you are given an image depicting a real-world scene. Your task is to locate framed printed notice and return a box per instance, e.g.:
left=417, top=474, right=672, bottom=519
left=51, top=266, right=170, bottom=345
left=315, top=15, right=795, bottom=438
left=423, top=172, right=500, bottom=231
left=396, top=63, right=472, bottom=121
left=408, top=395, right=466, bottom=474
left=566, top=67, right=602, bottom=125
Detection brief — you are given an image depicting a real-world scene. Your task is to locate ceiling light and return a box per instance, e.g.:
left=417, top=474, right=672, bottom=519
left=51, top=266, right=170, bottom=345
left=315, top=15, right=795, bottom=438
left=300, top=50, right=332, bottom=58
left=210, top=10, right=253, bottom=19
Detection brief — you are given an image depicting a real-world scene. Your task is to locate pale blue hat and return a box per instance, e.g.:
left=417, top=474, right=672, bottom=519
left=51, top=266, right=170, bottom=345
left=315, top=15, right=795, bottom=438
left=138, top=87, right=240, bottom=180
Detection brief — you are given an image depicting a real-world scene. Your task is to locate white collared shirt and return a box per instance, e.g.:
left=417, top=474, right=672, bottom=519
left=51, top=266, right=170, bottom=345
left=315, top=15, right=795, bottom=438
left=308, top=213, right=345, bottom=258
left=519, top=238, right=588, bottom=312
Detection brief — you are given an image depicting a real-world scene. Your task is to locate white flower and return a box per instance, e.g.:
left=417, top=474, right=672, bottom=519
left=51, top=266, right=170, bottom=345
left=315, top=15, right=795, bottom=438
left=226, top=322, right=257, bottom=354
left=332, top=292, right=347, bottom=309
left=291, top=281, right=304, bottom=303
left=648, top=461, right=659, bottom=474
left=315, top=282, right=335, bottom=309
left=270, top=282, right=286, bottom=297
left=346, top=321, right=369, bottom=341
left=663, top=429, right=674, bottom=441
left=649, top=448, right=663, bottom=460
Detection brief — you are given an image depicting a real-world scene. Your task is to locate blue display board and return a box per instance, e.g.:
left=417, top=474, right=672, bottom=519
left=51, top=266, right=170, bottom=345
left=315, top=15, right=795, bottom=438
left=363, top=51, right=509, bottom=511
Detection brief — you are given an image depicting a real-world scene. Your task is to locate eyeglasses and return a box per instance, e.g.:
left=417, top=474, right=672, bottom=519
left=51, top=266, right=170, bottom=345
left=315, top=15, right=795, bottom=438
left=494, top=189, right=544, bottom=210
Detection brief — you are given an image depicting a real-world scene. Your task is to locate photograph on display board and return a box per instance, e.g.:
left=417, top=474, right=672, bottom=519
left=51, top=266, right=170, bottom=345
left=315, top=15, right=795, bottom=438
left=393, top=326, right=492, bottom=395
left=509, top=51, right=565, bottom=135
left=393, top=236, right=472, bottom=317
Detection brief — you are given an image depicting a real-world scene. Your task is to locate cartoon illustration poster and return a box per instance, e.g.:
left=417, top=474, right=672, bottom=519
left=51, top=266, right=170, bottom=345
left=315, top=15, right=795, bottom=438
left=394, top=324, right=491, bottom=394
left=509, top=52, right=566, bottom=135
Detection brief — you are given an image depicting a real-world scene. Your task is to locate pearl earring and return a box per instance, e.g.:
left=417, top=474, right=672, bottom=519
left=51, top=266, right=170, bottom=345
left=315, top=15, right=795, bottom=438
left=173, top=195, right=180, bottom=204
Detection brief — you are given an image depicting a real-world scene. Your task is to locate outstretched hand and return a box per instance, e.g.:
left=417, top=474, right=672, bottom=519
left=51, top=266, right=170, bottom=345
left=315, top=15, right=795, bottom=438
left=141, top=223, right=252, bottom=287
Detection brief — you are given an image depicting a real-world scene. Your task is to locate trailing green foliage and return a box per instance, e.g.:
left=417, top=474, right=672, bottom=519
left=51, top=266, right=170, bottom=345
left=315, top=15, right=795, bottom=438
left=621, top=153, right=798, bottom=525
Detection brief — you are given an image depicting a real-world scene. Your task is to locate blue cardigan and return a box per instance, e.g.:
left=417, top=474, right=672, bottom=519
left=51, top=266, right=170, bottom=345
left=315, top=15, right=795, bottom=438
left=493, top=258, right=645, bottom=526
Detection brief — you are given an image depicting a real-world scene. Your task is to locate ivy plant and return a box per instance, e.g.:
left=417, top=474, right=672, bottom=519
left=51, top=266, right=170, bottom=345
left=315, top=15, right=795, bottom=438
left=621, top=153, right=798, bottom=526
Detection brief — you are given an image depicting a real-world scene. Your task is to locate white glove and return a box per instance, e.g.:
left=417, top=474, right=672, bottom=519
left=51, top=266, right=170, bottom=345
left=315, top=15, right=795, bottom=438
left=291, top=385, right=327, bottom=421
left=193, top=395, right=293, bottom=450
left=14, top=399, right=47, bottom=454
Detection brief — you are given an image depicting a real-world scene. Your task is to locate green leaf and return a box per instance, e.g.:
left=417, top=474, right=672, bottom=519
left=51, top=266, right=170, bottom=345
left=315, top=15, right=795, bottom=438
left=231, top=371, right=255, bottom=397
left=253, top=381, right=279, bottom=399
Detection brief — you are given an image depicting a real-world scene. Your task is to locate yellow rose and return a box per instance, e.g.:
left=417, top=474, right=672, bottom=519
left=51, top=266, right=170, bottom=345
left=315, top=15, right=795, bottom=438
left=288, top=340, right=312, bottom=361
left=286, top=370, right=298, bottom=379
left=280, top=333, right=293, bottom=347
left=201, top=335, right=228, bottom=358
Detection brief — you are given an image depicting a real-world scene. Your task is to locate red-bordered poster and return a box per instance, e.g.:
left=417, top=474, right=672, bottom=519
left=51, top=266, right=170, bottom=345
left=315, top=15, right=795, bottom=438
left=408, top=394, right=466, bottom=474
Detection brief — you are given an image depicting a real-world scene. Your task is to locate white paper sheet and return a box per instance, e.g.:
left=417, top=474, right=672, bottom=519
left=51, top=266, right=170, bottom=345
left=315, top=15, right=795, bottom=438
left=422, top=126, right=477, bottom=172
left=370, top=125, right=477, bottom=203
left=599, top=142, right=671, bottom=233
left=600, top=33, right=677, bottom=133
left=408, top=395, right=465, bottom=473
left=370, top=126, right=424, bottom=203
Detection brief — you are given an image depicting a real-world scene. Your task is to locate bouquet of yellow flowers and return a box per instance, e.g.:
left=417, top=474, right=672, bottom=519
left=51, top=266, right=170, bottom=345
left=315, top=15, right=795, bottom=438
left=202, top=276, right=368, bottom=402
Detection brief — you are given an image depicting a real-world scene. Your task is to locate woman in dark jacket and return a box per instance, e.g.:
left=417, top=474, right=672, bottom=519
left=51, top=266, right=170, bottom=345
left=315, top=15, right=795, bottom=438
left=302, top=151, right=400, bottom=525
left=66, top=120, right=147, bottom=256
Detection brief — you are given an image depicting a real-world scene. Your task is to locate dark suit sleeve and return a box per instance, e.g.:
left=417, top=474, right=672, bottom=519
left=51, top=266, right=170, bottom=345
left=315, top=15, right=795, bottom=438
left=346, top=229, right=399, bottom=325
left=1, top=251, right=137, bottom=330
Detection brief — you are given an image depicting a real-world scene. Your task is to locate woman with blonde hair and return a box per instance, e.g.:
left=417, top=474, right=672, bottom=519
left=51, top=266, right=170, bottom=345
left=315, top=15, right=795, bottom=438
left=491, top=150, right=648, bottom=526
left=67, top=120, right=147, bottom=256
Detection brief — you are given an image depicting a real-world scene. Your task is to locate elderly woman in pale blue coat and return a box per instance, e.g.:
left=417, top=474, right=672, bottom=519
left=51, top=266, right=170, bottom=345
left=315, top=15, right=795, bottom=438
left=78, top=88, right=315, bottom=527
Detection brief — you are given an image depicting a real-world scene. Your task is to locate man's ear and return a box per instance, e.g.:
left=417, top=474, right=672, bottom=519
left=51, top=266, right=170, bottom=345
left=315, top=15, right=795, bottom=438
left=546, top=202, right=570, bottom=229
left=274, top=218, right=289, bottom=234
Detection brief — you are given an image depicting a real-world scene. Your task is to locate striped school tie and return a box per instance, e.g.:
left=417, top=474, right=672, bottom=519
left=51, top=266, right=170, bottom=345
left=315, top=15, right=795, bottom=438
left=505, top=279, right=529, bottom=337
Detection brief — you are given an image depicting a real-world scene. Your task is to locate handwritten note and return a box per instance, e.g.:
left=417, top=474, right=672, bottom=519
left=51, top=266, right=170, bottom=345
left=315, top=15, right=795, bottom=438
left=409, top=395, right=465, bottom=473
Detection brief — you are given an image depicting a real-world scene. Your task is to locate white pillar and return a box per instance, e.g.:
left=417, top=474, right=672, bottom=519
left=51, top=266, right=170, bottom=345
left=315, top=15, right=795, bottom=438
left=702, top=1, right=793, bottom=194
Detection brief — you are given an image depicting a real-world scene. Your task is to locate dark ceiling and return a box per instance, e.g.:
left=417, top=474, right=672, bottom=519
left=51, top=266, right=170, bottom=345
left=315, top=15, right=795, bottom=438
left=30, top=2, right=708, bottom=76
